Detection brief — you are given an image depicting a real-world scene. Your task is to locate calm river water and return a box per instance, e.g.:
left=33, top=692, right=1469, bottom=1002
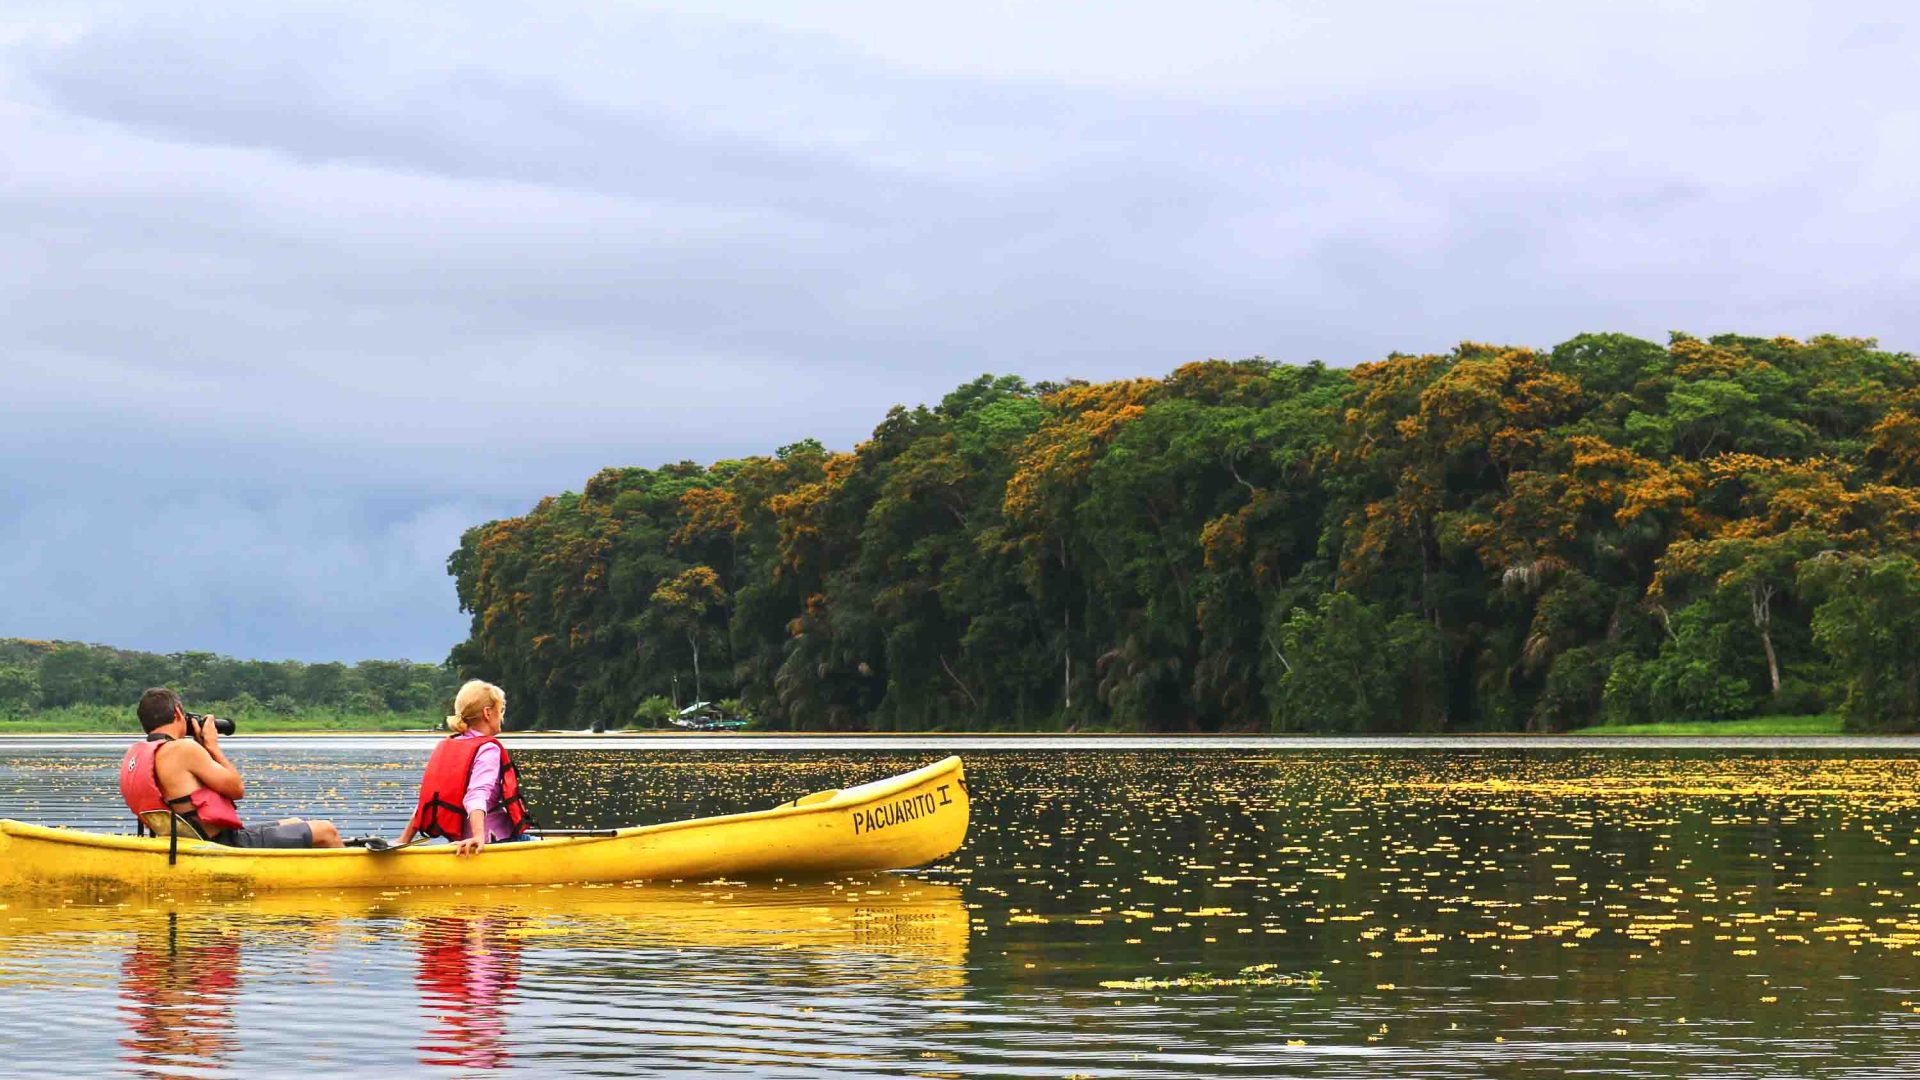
left=4, top=738, right=1920, bottom=1078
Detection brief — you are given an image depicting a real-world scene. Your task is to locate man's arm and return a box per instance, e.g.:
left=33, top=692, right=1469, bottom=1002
left=172, top=737, right=246, bottom=801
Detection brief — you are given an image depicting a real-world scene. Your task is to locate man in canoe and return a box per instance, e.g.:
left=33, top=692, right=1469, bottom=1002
left=398, top=679, right=535, bottom=856
left=120, top=687, right=343, bottom=848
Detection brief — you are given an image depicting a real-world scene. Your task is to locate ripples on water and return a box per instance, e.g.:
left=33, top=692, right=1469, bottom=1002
left=5, top=744, right=1920, bottom=1077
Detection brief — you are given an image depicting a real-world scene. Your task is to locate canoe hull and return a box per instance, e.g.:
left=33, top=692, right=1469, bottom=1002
left=0, top=756, right=969, bottom=893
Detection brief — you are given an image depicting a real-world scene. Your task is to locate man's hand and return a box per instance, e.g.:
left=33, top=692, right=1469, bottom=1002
left=194, top=715, right=222, bottom=753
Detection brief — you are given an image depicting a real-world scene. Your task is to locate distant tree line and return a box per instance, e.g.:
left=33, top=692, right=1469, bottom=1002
left=448, top=333, right=1920, bottom=733
left=0, top=639, right=459, bottom=718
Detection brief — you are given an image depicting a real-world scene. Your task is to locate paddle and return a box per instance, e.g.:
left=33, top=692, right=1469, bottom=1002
left=345, top=830, right=616, bottom=851
left=346, top=836, right=434, bottom=853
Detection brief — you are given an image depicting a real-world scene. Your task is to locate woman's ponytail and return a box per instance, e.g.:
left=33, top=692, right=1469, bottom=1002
left=447, top=679, right=504, bottom=735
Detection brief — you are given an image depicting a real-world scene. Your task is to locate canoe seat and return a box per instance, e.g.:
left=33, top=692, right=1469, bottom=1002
left=138, top=810, right=211, bottom=842
left=788, top=789, right=840, bottom=808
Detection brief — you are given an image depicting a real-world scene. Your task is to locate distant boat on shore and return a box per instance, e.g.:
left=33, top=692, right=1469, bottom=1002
left=669, top=701, right=750, bottom=731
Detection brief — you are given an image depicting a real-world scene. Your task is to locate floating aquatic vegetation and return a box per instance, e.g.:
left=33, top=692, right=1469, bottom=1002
left=1099, top=964, right=1323, bottom=991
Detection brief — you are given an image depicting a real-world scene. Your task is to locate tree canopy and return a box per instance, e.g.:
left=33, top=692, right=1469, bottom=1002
left=0, top=639, right=457, bottom=718
left=449, top=335, right=1920, bottom=733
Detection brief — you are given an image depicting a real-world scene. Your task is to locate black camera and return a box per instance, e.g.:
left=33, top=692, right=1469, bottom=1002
left=185, top=711, right=236, bottom=736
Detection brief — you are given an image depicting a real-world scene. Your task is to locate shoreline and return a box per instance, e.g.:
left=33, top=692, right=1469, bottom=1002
left=2, top=731, right=1915, bottom=751
left=1, top=712, right=1891, bottom=748
left=0, top=712, right=1854, bottom=740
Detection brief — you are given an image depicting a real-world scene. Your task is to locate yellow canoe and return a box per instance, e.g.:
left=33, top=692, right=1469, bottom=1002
left=0, top=756, right=968, bottom=893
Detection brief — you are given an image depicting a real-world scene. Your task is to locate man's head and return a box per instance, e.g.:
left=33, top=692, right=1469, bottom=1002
left=137, top=687, right=184, bottom=733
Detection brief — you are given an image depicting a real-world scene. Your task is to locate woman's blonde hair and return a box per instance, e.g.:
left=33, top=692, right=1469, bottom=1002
left=447, top=679, right=505, bottom=734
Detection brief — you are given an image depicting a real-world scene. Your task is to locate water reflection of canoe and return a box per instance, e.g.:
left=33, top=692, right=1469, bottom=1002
left=0, top=876, right=970, bottom=970
left=0, top=878, right=970, bottom=1072
left=0, top=756, right=968, bottom=893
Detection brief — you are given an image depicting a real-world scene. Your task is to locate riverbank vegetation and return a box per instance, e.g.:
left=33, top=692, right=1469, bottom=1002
left=0, top=640, right=458, bottom=731
left=0, top=706, right=437, bottom=734
left=448, top=332, right=1920, bottom=734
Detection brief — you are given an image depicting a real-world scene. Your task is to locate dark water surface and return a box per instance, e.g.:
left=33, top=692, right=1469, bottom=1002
left=5, top=740, right=1920, bottom=1077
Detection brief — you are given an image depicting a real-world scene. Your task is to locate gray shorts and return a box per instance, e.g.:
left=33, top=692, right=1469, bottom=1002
left=219, top=822, right=315, bottom=849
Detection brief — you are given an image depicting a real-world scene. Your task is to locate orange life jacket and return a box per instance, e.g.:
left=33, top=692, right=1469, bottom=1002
left=406, top=735, right=530, bottom=841
left=119, top=736, right=246, bottom=836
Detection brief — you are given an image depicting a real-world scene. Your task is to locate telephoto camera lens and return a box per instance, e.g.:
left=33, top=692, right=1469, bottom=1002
left=187, top=712, right=237, bottom=736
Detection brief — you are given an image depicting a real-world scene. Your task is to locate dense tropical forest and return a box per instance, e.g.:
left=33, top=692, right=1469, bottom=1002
left=449, top=333, right=1920, bottom=734
left=0, top=639, right=458, bottom=728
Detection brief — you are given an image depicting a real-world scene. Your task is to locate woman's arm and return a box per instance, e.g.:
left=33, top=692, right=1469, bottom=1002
left=465, top=743, right=502, bottom=810
left=454, top=809, right=487, bottom=856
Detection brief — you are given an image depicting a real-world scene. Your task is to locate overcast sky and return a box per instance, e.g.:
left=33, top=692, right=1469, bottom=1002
left=3, top=1, right=1916, bottom=663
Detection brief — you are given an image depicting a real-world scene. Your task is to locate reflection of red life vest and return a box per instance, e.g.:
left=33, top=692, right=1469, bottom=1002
left=119, top=737, right=246, bottom=835
left=416, top=917, right=521, bottom=1070
left=121, top=933, right=242, bottom=1068
left=416, top=917, right=522, bottom=1007
left=406, top=736, right=530, bottom=841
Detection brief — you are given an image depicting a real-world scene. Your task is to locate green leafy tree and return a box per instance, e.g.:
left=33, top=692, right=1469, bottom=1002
left=36, top=646, right=111, bottom=708
left=1802, top=554, right=1920, bottom=731
left=0, top=665, right=38, bottom=712
left=648, top=565, right=728, bottom=703
left=1270, top=592, right=1445, bottom=732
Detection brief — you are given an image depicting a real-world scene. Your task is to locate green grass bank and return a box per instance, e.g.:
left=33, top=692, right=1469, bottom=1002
left=1567, top=714, right=1845, bottom=737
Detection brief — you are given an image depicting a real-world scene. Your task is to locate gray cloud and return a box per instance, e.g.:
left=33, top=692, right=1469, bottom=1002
left=1, top=0, right=1915, bottom=661
left=0, top=487, right=513, bottom=661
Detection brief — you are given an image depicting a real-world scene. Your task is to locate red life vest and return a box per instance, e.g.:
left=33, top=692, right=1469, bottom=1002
left=406, top=735, right=531, bottom=841
left=119, top=737, right=246, bottom=835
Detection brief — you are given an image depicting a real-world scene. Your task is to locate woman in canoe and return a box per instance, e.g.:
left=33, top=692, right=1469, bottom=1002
left=399, top=680, right=535, bottom=855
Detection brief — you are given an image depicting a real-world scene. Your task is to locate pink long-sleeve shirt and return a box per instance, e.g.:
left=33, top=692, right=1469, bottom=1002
left=455, top=730, right=517, bottom=841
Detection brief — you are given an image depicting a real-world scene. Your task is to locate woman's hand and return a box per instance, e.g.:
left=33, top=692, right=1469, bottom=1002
left=455, top=807, right=488, bottom=856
